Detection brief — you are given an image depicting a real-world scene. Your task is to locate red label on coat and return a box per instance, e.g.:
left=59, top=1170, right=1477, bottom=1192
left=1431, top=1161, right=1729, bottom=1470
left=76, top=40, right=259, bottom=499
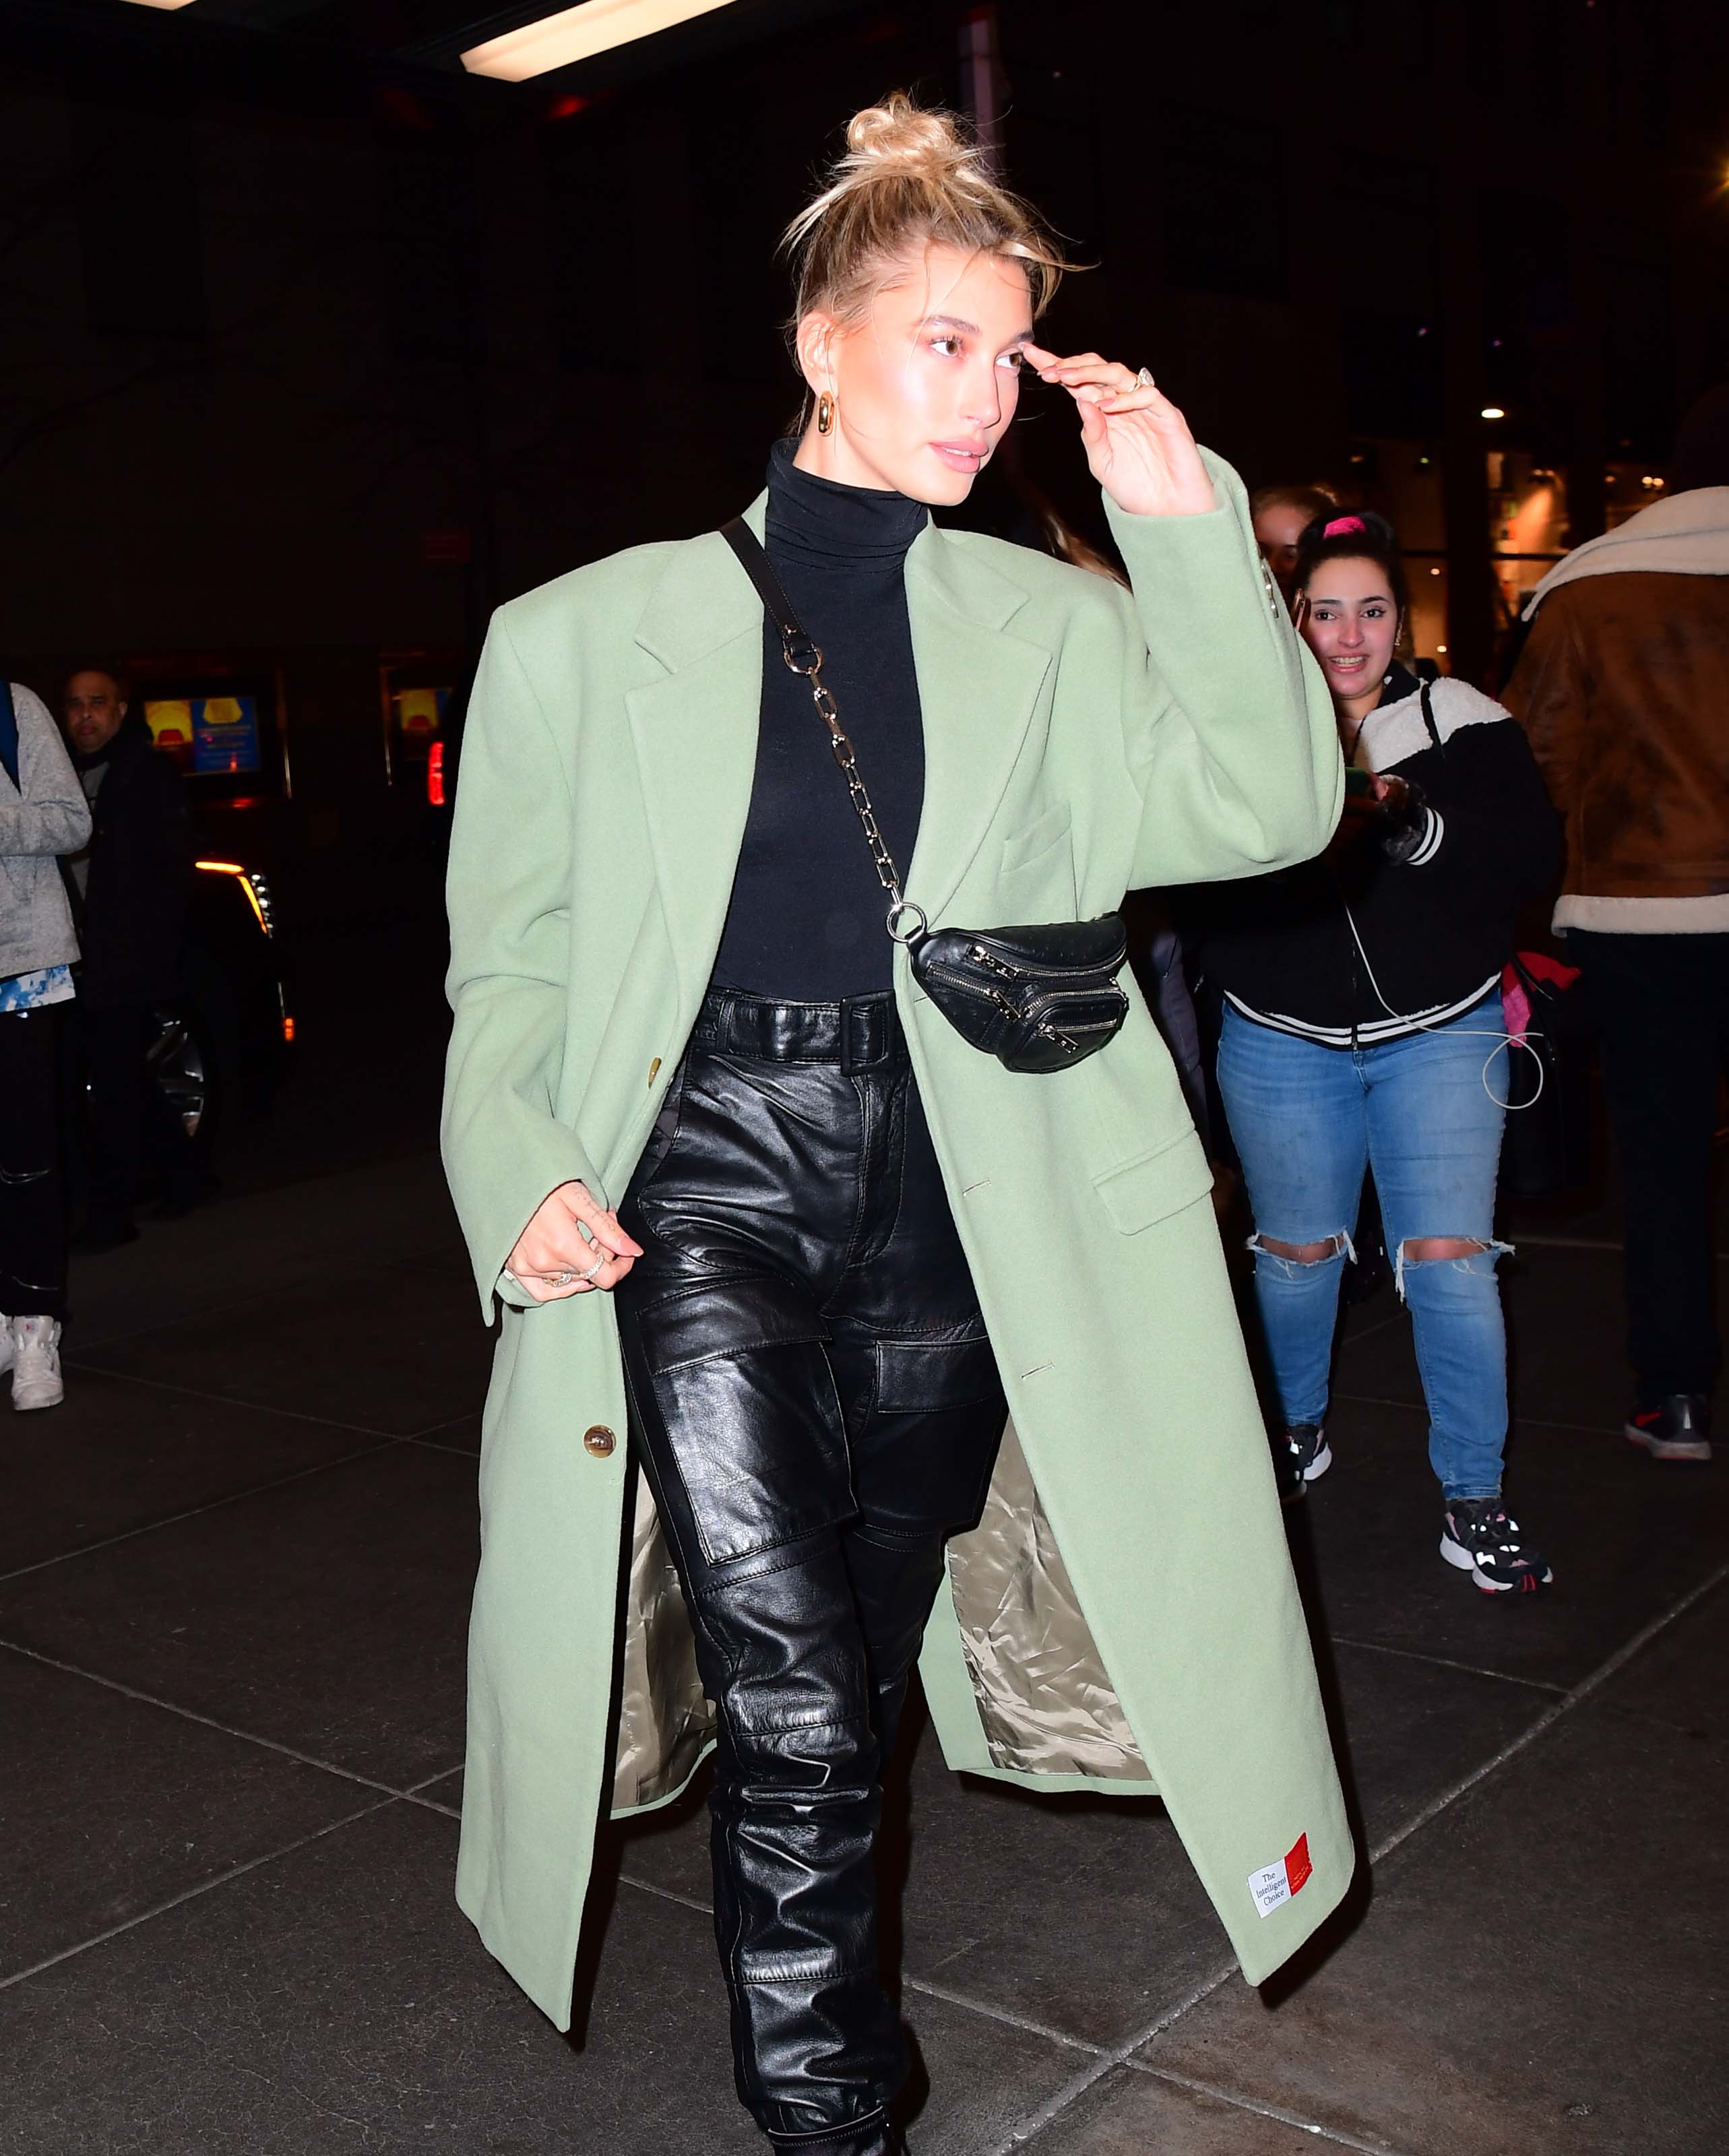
left=1247, top=1833, right=1314, bottom=1916
left=1284, top=1833, right=1313, bottom=1896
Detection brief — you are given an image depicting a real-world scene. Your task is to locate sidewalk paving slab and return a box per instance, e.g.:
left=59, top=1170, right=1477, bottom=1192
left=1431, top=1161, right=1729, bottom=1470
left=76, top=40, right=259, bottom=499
left=0, top=1651, right=376, bottom=1981
left=64, top=1153, right=465, bottom=1354
left=411, top=1411, right=482, bottom=1454
left=1135, top=1663, right=1729, bottom=2156
left=0, top=1372, right=381, bottom=1579
left=1585, top=1589, right=1726, bottom=1742
left=0, top=1802, right=1090, bottom=2156
left=1288, top=1397, right=1729, bottom=1688
left=71, top=1257, right=486, bottom=1440
left=0, top=1445, right=474, bottom=1788
left=1019, top=2063, right=1385, bottom=2155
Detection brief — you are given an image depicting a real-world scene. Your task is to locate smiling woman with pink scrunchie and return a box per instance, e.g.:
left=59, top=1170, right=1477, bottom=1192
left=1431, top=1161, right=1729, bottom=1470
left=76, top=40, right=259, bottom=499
left=1185, top=504, right=1564, bottom=1592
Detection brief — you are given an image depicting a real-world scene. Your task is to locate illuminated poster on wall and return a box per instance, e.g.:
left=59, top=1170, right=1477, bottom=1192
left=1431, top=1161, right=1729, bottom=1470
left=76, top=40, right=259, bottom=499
left=393, top=687, right=449, bottom=742
left=144, top=700, right=193, bottom=754
left=144, top=695, right=261, bottom=775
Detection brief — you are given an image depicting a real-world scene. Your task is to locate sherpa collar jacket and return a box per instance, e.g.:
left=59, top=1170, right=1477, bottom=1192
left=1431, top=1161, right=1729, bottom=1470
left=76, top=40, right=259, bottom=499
left=1503, top=525, right=1729, bottom=932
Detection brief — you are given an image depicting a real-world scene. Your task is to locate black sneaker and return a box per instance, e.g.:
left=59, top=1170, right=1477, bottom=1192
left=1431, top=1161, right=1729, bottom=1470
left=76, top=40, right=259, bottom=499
left=1625, top=1394, right=1712, bottom=1463
left=1276, top=1423, right=1332, bottom=1504
left=1440, top=1498, right=1553, bottom=1595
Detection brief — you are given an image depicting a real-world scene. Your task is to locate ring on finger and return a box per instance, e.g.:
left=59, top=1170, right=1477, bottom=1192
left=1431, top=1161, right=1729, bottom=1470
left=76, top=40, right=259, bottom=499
left=576, top=1253, right=606, bottom=1284
left=1135, top=366, right=1154, bottom=388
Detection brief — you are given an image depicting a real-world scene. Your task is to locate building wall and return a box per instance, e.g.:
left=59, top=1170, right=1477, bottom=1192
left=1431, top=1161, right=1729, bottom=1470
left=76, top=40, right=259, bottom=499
left=2, top=0, right=1724, bottom=730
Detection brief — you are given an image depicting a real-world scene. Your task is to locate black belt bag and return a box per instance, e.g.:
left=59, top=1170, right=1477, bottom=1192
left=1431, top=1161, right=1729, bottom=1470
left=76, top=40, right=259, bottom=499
left=720, top=518, right=1129, bottom=1076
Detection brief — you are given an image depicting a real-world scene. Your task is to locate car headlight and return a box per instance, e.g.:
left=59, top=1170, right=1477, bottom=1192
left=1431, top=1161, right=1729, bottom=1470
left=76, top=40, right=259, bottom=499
left=195, top=860, right=275, bottom=937
left=244, top=869, right=276, bottom=937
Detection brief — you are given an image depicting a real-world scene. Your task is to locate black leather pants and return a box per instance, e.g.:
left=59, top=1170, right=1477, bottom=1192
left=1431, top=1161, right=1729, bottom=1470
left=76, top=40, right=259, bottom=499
left=615, top=988, right=1007, bottom=2155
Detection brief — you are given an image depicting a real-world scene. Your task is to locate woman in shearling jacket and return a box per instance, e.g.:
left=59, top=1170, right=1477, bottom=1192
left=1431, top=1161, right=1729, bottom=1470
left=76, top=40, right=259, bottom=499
left=443, top=96, right=1352, bottom=2155
left=0, top=678, right=90, bottom=1409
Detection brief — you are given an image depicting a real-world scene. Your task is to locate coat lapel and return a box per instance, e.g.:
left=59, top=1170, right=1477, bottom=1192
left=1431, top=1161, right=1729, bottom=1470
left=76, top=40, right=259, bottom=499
left=624, top=505, right=1055, bottom=1016
left=904, top=528, right=1053, bottom=926
left=625, top=497, right=767, bottom=1018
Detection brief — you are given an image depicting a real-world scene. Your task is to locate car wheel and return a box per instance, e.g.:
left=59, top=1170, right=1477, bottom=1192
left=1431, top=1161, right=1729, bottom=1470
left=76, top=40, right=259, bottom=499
left=148, top=1007, right=217, bottom=1142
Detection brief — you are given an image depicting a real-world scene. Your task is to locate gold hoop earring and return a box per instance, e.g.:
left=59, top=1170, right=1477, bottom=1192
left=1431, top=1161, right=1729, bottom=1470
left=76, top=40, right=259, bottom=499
left=816, top=391, right=836, bottom=435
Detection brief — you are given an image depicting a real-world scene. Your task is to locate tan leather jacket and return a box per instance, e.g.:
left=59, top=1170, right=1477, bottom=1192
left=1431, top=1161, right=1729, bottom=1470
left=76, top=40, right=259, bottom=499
left=1505, top=572, right=1729, bottom=918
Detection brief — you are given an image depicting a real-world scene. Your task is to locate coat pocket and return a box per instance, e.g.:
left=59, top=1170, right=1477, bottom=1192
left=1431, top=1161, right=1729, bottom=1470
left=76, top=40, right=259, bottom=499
left=999, top=800, right=1073, bottom=877
left=1092, top=1127, right=1215, bottom=1234
left=910, top=807, right=1077, bottom=1009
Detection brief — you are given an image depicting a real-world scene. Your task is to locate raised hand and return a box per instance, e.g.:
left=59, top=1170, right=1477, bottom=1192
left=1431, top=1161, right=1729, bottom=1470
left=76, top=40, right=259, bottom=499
left=1023, top=345, right=1215, bottom=519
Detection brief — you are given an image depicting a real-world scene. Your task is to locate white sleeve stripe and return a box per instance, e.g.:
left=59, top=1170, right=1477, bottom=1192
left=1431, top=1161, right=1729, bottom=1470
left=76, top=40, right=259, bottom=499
left=1406, top=806, right=1444, bottom=866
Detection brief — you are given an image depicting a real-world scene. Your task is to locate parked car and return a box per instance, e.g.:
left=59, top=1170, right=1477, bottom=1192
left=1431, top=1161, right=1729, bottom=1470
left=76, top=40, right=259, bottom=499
left=148, top=852, right=294, bottom=1156
left=106, top=676, right=296, bottom=1154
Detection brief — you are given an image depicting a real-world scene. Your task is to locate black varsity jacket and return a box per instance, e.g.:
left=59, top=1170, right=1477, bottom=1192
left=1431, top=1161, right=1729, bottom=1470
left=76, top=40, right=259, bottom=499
left=1180, top=664, right=1563, bottom=1045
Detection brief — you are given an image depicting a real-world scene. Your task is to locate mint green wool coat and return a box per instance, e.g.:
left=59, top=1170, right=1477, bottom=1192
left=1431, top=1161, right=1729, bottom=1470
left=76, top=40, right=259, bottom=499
left=442, top=449, right=1354, bottom=2031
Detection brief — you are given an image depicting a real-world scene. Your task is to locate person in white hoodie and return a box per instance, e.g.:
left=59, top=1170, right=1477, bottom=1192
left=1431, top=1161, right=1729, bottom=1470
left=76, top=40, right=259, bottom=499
left=0, top=679, right=91, bottom=1410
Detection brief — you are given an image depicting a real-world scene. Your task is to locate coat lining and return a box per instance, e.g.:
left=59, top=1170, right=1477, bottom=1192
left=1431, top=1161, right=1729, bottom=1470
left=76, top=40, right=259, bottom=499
left=608, top=1415, right=1146, bottom=1812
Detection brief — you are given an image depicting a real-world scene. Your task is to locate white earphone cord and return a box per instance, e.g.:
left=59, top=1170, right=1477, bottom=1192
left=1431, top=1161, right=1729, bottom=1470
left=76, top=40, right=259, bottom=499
left=1340, top=901, right=1545, bottom=1111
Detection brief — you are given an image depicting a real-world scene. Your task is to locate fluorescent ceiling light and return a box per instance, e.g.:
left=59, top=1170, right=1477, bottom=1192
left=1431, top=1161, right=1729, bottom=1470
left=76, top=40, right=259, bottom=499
left=462, top=0, right=738, bottom=81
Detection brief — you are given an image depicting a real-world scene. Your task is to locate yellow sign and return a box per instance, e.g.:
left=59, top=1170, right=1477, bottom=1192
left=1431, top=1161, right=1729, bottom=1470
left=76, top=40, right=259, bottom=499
left=144, top=699, right=193, bottom=748
left=396, top=688, right=442, bottom=736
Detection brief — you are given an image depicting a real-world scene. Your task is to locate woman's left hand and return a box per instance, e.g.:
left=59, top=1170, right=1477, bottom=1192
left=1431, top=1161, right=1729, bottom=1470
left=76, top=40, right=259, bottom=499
left=1022, top=345, right=1216, bottom=518
left=1327, top=772, right=1416, bottom=856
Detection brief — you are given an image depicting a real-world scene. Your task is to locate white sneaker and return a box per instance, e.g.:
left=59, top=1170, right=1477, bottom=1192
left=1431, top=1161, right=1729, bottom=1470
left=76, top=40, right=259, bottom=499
left=8, top=1316, right=64, bottom=1411
left=0, top=1317, right=11, bottom=1378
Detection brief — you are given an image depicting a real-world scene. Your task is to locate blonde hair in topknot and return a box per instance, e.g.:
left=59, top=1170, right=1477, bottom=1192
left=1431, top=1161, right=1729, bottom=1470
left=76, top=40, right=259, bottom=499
left=783, top=92, right=1071, bottom=349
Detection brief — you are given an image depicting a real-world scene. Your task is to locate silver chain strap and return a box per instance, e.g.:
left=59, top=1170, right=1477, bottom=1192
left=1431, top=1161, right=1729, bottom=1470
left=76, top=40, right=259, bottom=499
left=782, top=639, right=926, bottom=943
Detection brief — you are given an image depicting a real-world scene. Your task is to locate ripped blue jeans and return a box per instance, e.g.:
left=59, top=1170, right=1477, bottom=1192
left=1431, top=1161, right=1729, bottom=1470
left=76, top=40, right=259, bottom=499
left=1216, top=998, right=1512, bottom=1502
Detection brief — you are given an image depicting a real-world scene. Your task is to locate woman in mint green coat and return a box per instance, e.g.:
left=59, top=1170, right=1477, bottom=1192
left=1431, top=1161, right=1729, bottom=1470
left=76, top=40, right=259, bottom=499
left=443, top=94, right=1350, bottom=2155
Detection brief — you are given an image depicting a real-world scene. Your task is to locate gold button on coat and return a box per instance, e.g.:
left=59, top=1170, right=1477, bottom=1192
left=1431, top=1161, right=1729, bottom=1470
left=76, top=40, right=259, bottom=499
left=582, top=1425, right=617, bottom=1459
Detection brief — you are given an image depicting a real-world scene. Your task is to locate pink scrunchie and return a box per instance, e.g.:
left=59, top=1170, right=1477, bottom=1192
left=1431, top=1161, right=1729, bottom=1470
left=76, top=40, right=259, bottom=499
left=1323, top=514, right=1368, bottom=538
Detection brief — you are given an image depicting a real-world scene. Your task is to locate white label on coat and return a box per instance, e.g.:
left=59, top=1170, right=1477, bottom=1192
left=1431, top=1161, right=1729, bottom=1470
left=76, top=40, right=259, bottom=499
left=1248, top=1833, right=1313, bottom=1917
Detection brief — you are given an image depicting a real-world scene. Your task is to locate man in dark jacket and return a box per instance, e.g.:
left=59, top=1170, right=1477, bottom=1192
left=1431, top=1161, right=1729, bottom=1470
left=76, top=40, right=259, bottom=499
left=1505, top=387, right=1729, bottom=1465
left=61, top=667, right=193, bottom=1250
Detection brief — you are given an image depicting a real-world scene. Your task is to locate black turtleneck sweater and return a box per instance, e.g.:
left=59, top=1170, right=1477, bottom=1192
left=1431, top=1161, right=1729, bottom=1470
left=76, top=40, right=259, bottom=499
left=710, top=439, right=928, bottom=999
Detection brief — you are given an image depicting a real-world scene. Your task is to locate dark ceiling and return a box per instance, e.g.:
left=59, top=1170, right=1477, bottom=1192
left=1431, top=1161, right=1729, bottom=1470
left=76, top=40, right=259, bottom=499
left=193, top=0, right=646, bottom=67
